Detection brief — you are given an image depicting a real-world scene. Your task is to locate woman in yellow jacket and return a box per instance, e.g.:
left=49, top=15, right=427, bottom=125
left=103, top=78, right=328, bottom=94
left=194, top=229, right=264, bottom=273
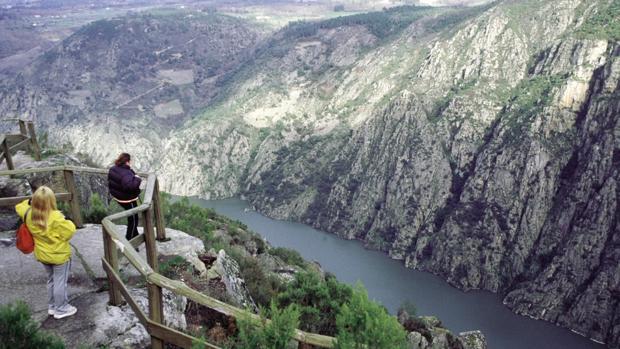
left=15, top=186, right=77, bottom=319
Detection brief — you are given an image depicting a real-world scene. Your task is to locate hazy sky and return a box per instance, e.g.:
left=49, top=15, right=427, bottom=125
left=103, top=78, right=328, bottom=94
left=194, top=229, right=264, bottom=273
left=0, top=0, right=494, bottom=6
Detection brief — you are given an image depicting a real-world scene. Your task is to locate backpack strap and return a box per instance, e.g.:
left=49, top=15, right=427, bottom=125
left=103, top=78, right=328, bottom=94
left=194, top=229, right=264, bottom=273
left=24, top=207, right=31, bottom=222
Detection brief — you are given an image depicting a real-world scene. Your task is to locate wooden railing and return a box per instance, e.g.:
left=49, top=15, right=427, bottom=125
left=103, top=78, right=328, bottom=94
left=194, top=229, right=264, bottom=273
left=0, top=166, right=86, bottom=228
left=0, top=119, right=41, bottom=170
left=0, top=166, right=336, bottom=349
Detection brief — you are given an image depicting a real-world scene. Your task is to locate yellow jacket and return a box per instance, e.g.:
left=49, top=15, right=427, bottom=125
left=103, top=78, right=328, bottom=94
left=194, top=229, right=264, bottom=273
left=15, top=200, right=76, bottom=265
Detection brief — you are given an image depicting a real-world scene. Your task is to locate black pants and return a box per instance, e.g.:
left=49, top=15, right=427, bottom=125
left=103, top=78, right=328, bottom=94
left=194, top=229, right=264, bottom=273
left=119, top=201, right=139, bottom=240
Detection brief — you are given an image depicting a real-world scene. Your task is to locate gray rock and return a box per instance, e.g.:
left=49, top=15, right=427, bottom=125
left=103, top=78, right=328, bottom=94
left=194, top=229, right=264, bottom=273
left=208, top=249, right=257, bottom=312
left=0, top=176, right=31, bottom=230
left=14, top=153, right=110, bottom=218
left=407, top=331, right=430, bottom=349
left=42, top=287, right=187, bottom=349
left=157, top=227, right=208, bottom=276
left=459, top=331, right=488, bottom=349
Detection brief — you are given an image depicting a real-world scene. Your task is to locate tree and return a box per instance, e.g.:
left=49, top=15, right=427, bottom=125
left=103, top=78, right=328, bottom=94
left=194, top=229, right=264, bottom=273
left=275, top=272, right=352, bottom=336
left=235, top=301, right=300, bottom=349
left=335, top=284, right=408, bottom=349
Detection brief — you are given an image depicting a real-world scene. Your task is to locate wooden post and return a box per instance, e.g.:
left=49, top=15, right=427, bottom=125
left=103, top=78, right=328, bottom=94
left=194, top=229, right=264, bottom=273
left=26, top=122, right=41, bottom=161
left=153, top=179, right=167, bottom=241
left=144, top=208, right=164, bottom=349
left=18, top=120, right=27, bottom=136
left=102, top=225, right=123, bottom=306
left=63, top=170, right=83, bottom=228
left=1, top=138, right=14, bottom=171
left=147, top=283, right=164, bottom=349
left=143, top=208, right=158, bottom=271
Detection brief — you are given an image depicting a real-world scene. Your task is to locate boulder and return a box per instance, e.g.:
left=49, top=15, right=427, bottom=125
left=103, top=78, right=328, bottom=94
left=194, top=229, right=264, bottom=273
left=0, top=177, right=31, bottom=231
left=407, top=331, right=430, bottom=349
left=400, top=311, right=487, bottom=349
left=458, top=331, right=488, bottom=349
left=207, top=249, right=257, bottom=312
left=157, top=228, right=208, bottom=276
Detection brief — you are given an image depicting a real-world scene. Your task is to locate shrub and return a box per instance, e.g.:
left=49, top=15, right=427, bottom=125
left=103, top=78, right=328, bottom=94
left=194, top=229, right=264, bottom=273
left=161, top=195, right=217, bottom=243
left=268, top=247, right=306, bottom=268
left=83, top=193, right=108, bottom=224
left=576, top=1, right=620, bottom=40
left=0, top=301, right=65, bottom=349
left=335, top=284, right=408, bottom=349
left=235, top=301, right=299, bottom=349
left=159, top=255, right=191, bottom=278
left=275, top=272, right=352, bottom=336
left=234, top=252, right=284, bottom=307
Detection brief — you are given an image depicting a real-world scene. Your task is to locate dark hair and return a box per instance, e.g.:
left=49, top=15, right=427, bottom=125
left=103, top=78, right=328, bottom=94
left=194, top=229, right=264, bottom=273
left=115, top=153, right=131, bottom=166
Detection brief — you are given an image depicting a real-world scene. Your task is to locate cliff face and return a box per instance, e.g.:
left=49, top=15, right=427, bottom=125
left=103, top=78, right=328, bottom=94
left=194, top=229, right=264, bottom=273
left=242, top=1, right=620, bottom=347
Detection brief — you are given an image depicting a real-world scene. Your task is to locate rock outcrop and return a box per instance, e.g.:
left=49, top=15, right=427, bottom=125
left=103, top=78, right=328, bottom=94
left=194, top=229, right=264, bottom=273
left=206, top=249, right=258, bottom=312
left=242, top=2, right=620, bottom=347
left=459, top=331, right=487, bottom=349
left=399, top=310, right=488, bottom=349
left=41, top=288, right=187, bottom=349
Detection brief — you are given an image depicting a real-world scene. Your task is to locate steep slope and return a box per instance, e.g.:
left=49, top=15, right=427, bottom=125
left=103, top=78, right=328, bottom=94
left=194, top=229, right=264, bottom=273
left=159, top=5, right=491, bottom=197
left=0, top=11, right=262, bottom=167
left=239, top=0, right=620, bottom=346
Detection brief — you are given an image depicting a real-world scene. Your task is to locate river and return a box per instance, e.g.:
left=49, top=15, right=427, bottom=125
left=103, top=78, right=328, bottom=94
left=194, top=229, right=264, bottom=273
left=189, top=197, right=604, bottom=349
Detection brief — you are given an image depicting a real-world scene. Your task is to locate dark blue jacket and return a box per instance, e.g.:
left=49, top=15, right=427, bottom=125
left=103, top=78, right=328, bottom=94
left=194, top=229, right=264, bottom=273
left=108, top=164, right=141, bottom=201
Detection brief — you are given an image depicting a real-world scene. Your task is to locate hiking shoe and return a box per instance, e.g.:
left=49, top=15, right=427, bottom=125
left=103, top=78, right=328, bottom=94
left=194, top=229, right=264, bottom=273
left=53, top=305, right=77, bottom=319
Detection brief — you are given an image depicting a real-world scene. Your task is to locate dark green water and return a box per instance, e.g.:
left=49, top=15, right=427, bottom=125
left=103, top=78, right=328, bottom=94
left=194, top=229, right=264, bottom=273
left=191, top=197, right=605, bottom=349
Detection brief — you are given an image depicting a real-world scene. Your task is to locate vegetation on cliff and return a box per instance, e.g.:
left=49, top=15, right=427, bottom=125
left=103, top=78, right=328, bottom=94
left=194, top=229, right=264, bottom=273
left=161, top=195, right=409, bottom=348
left=576, top=0, right=620, bottom=40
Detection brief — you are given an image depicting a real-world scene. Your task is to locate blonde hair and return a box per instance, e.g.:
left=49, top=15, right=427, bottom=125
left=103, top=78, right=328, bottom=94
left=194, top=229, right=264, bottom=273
left=31, top=186, right=57, bottom=230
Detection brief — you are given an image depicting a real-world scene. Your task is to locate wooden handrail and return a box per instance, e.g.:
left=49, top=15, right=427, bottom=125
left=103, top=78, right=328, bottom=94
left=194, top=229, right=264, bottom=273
left=0, top=193, right=72, bottom=206
left=0, top=165, right=336, bottom=348
left=10, top=138, right=32, bottom=153
left=148, top=273, right=336, bottom=347
left=0, top=166, right=66, bottom=176
left=0, top=120, right=41, bottom=169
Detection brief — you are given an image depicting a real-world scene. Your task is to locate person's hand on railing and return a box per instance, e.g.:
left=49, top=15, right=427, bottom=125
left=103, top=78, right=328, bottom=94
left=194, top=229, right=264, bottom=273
left=137, top=175, right=146, bottom=190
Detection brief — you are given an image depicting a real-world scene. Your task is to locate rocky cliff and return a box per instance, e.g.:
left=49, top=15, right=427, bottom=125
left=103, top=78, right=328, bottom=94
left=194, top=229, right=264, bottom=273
left=1, top=0, right=619, bottom=347
left=242, top=1, right=620, bottom=347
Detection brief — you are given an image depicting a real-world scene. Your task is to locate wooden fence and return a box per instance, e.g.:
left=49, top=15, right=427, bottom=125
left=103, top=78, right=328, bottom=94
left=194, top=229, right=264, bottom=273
left=0, top=166, right=336, bottom=349
left=0, top=119, right=42, bottom=170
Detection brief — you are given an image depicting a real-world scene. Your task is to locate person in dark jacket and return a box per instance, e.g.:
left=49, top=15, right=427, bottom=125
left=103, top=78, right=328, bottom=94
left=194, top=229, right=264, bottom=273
left=108, top=153, right=142, bottom=240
